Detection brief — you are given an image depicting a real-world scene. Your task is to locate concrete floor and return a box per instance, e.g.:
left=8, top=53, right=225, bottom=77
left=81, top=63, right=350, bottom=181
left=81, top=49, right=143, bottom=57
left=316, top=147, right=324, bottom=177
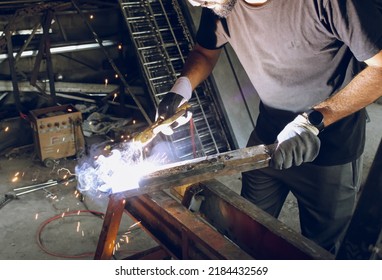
left=0, top=102, right=381, bottom=260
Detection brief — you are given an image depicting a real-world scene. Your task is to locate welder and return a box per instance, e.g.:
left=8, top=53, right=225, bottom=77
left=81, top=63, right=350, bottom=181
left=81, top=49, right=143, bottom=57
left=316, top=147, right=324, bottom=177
left=156, top=0, right=382, bottom=255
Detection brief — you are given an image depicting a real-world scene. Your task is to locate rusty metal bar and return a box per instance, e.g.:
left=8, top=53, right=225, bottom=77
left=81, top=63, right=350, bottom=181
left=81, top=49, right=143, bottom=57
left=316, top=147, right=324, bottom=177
left=93, top=194, right=126, bottom=259
left=112, top=191, right=253, bottom=260
left=123, top=144, right=273, bottom=197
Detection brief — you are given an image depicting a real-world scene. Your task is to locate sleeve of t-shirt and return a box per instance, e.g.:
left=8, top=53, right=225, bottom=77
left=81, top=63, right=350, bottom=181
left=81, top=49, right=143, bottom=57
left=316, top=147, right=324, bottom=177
left=196, top=8, right=228, bottom=50
left=324, top=0, right=382, bottom=61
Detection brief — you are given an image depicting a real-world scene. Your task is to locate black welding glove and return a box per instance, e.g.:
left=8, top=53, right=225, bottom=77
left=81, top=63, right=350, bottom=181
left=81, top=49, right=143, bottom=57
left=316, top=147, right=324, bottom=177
left=156, top=77, right=193, bottom=135
left=270, top=115, right=321, bottom=170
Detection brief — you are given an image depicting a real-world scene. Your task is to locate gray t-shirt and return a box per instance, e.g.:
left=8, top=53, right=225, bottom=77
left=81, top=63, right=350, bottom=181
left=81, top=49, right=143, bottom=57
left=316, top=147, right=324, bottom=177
left=196, top=0, right=382, bottom=165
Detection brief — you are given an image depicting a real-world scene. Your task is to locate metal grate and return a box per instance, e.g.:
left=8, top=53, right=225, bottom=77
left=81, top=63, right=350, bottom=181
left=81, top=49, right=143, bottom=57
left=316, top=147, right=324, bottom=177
left=119, top=0, right=231, bottom=160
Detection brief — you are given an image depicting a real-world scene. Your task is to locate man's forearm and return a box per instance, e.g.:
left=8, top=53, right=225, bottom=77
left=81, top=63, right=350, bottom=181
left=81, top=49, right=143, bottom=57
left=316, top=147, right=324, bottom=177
left=314, top=65, right=382, bottom=127
left=180, top=44, right=221, bottom=90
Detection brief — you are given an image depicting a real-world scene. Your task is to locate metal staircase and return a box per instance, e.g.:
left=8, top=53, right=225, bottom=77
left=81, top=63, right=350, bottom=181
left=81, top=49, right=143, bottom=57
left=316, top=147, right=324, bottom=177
left=119, top=0, right=231, bottom=160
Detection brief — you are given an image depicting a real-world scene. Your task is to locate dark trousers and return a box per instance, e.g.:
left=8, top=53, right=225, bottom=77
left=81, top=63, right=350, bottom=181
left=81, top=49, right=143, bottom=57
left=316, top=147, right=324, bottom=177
left=241, top=129, right=362, bottom=254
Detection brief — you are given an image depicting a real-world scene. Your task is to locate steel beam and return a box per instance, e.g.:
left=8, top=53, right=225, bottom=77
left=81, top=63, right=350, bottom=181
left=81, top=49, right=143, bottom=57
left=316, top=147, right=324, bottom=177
left=123, top=191, right=253, bottom=260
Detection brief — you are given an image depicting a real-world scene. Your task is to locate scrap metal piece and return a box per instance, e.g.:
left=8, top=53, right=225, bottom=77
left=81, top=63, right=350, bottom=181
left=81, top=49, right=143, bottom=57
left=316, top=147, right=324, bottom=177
left=11, top=175, right=76, bottom=197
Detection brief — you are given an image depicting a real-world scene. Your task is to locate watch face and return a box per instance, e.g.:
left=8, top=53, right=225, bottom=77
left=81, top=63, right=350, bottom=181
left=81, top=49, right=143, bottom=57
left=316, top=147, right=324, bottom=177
left=309, top=110, right=324, bottom=126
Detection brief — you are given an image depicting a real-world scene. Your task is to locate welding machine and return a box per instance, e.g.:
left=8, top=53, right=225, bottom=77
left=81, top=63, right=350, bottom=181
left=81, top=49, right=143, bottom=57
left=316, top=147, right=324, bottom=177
left=29, top=104, right=85, bottom=167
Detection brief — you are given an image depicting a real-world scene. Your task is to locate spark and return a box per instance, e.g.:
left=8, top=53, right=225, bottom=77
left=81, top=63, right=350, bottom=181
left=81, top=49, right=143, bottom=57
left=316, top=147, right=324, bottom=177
left=128, top=221, right=141, bottom=230
left=122, top=235, right=129, bottom=243
left=61, top=212, right=65, bottom=218
left=112, top=93, right=117, bottom=102
left=4, top=126, right=9, bottom=132
left=76, top=142, right=160, bottom=193
left=76, top=221, right=80, bottom=232
left=75, top=139, right=170, bottom=195
left=82, top=230, right=84, bottom=237
left=35, top=213, right=39, bottom=220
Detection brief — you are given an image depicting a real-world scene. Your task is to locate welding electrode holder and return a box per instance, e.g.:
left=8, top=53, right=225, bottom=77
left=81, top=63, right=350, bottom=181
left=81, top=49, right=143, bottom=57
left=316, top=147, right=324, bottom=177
left=133, top=102, right=192, bottom=146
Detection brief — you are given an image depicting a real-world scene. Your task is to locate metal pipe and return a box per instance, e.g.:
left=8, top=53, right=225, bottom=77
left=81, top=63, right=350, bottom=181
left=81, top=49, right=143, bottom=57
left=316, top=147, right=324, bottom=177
left=13, top=180, right=56, bottom=191
left=0, top=40, right=117, bottom=62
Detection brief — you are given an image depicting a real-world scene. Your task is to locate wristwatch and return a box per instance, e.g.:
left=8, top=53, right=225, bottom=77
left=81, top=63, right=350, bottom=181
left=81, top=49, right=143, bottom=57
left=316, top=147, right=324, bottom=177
left=303, top=109, right=325, bottom=132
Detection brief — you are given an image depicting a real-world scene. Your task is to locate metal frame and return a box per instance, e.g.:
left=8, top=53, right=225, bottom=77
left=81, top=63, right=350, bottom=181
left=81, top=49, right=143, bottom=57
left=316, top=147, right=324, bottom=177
left=93, top=144, right=333, bottom=260
left=118, top=0, right=232, bottom=160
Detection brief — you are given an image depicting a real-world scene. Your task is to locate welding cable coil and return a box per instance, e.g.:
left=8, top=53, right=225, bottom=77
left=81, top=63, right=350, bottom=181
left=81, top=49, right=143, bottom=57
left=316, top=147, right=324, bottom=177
left=35, top=210, right=105, bottom=259
left=36, top=209, right=144, bottom=259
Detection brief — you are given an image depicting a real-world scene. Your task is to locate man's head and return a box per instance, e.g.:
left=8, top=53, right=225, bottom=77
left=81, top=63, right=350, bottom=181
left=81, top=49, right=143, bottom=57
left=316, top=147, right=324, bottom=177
left=188, top=0, right=237, bottom=18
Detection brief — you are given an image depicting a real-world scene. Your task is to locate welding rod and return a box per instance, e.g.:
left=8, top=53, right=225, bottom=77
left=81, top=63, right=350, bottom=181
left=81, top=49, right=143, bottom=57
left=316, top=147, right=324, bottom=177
left=15, top=182, right=59, bottom=196
left=13, top=176, right=76, bottom=196
left=13, top=179, right=57, bottom=191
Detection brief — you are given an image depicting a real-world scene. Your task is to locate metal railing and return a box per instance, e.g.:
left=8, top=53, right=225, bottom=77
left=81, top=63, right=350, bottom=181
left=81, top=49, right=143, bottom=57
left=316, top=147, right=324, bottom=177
left=119, top=0, right=231, bottom=160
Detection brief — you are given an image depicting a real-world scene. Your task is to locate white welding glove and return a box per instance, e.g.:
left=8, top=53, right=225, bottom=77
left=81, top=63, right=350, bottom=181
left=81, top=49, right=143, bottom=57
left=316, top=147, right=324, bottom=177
left=270, top=115, right=321, bottom=170
left=156, top=77, right=193, bottom=135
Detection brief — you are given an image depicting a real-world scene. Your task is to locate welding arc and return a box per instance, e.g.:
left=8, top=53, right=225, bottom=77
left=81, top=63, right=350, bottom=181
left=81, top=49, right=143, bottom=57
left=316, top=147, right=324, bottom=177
left=35, top=210, right=142, bottom=259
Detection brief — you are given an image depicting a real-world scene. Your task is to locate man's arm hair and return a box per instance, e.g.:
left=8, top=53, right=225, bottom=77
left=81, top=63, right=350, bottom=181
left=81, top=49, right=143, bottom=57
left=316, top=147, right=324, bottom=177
left=314, top=50, right=382, bottom=127
left=181, top=43, right=222, bottom=90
